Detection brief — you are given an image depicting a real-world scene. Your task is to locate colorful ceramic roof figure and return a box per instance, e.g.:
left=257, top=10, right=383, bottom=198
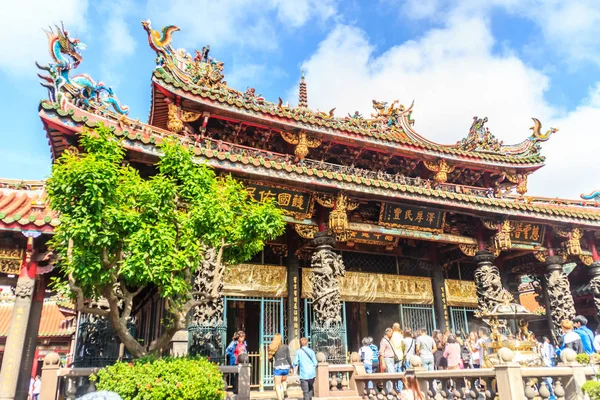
left=581, top=190, right=600, bottom=202
left=36, top=23, right=129, bottom=116
left=142, top=21, right=558, bottom=169
left=35, top=23, right=600, bottom=228
left=0, top=179, right=58, bottom=232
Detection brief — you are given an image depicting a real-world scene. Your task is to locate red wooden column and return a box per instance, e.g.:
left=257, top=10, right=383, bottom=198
left=0, top=233, right=39, bottom=400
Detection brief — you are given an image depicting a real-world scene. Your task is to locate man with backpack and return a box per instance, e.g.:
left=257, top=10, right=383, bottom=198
left=294, top=337, right=318, bottom=400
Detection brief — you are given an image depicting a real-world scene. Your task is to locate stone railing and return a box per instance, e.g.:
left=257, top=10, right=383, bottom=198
left=39, top=352, right=252, bottom=400
left=312, top=349, right=596, bottom=400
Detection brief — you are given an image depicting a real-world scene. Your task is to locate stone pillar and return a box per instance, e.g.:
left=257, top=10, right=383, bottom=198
left=500, top=269, right=518, bottom=334
left=310, top=232, right=344, bottom=325
left=589, top=261, right=600, bottom=319
left=286, top=230, right=300, bottom=342
left=431, top=266, right=447, bottom=331
left=544, top=256, right=576, bottom=338
left=473, top=251, right=503, bottom=315
left=16, top=276, right=47, bottom=400
left=0, top=236, right=37, bottom=400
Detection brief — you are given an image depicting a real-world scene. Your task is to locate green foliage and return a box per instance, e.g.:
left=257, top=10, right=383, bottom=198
left=95, top=357, right=224, bottom=400
left=576, top=353, right=591, bottom=365
left=47, top=124, right=285, bottom=354
left=582, top=380, right=600, bottom=400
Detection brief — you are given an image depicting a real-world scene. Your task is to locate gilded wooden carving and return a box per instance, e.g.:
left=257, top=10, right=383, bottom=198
left=294, top=224, right=318, bottom=239
left=423, top=159, right=456, bottom=183
left=459, top=244, right=478, bottom=257
left=445, top=279, right=477, bottom=307
left=302, top=270, right=434, bottom=305
left=223, top=264, right=287, bottom=297
left=280, top=130, right=321, bottom=160
left=0, top=247, right=23, bottom=275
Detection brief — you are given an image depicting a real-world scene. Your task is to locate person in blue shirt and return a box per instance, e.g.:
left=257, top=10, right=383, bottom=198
left=573, top=315, right=595, bottom=355
left=293, top=337, right=318, bottom=400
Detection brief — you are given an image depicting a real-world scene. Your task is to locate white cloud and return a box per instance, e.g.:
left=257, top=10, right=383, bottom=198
left=0, top=0, right=89, bottom=75
left=145, top=0, right=337, bottom=51
left=292, top=17, right=600, bottom=199
left=270, top=0, right=337, bottom=28
left=396, top=0, right=600, bottom=68
left=97, top=0, right=137, bottom=58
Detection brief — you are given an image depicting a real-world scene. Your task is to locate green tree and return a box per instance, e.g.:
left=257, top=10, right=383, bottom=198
left=47, top=125, right=285, bottom=357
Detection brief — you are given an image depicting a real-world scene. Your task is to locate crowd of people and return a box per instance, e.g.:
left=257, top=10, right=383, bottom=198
left=224, top=314, right=600, bottom=399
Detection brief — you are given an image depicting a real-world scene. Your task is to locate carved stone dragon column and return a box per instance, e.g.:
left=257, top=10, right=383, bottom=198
left=189, top=247, right=225, bottom=359
left=588, top=261, right=600, bottom=320
left=544, top=256, right=576, bottom=338
left=310, top=232, right=345, bottom=326
left=473, top=250, right=505, bottom=316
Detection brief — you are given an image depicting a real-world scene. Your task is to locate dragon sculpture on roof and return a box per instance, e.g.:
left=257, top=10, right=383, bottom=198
left=143, top=22, right=558, bottom=160
left=37, top=23, right=129, bottom=115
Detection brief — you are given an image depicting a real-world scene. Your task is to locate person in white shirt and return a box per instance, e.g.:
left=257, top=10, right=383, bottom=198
left=594, top=327, right=600, bottom=353
left=32, top=375, right=41, bottom=400
left=359, top=337, right=374, bottom=390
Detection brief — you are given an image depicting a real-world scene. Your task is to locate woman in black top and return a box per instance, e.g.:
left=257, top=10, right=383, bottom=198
left=268, top=333, right=293, bottom=400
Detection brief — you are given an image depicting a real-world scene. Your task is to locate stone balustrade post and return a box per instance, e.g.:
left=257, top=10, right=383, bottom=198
left=314, top=362, right=330, bottom=398
left=236, top=363, right=251, bottom=400
left=494, top=348, right=525, bottom=400
left=559, top=349, right=587, bottom=400
left=39, top=353, right=61, bottom=400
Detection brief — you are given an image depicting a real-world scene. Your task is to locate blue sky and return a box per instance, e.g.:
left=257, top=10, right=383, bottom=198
left=1, top=0, right=599, bottom=198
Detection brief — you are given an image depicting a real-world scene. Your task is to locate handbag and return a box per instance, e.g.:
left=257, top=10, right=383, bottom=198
left=385, top=338, right=401, bottom=364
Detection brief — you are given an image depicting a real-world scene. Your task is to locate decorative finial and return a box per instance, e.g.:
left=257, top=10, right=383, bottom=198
left=298, top=70, right=308, bottom=108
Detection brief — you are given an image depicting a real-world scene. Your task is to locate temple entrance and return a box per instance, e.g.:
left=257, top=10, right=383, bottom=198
left=449, top=306, right=478, bottom=334
left=346, top=302, right=437, bottom=352
left=223, top=296, right=284, bottom=390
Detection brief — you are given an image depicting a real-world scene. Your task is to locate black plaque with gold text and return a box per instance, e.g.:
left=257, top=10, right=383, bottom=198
left=379, top=202, right=445, bottom=233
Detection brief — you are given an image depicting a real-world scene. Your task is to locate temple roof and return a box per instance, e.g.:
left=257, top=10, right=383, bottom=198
left=0, top=300, right=76, bottom=338
left=38, top=101, right=600, bottom=228
left=0, top=179, right=58, bottom=232
left=144, top=21, right=557, bottom=168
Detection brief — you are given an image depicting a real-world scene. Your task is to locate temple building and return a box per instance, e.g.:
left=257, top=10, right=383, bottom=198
left=0, top=21, right=600, bottom=394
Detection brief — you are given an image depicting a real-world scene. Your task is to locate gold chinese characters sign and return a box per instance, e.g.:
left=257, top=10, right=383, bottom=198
left=347, top=231, right=400, bottom=248
left=0, top=247, right=23, bottom=275
left=444, top=279, right=477, bottom=307
left=223, top=264, right=287, bottom=297
left=302, top=270, right=433, bottom=305
left=509, top=221, right=545, bottom=244
left=379, top=202, right=445, bottom=233
left=246, top=181, right=314, bottom=220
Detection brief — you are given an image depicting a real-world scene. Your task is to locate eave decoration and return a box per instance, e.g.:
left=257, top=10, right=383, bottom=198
left=167, top=103, right=200, bottom=134
left=142, top=20, right=557, bottom=164
left=554, top=227, right=583, bottom=256
left=294, top=224, right=318, bottom=239
left=493, top=220, right=513, bottom=251
left=505, top=172, right=530, bottom=195
left=424, top=159, right=455, bottom=184
left=36, top=24, right=129, bottom=116
left=316, top=193, right=359, bottom=242
left=0, top=247, right=23, bottom=275
left=280, top=131, right=322, bottom=160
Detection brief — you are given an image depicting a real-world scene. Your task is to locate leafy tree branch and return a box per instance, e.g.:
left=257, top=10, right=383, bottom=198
left=48, top=125, right=285, bottom=357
